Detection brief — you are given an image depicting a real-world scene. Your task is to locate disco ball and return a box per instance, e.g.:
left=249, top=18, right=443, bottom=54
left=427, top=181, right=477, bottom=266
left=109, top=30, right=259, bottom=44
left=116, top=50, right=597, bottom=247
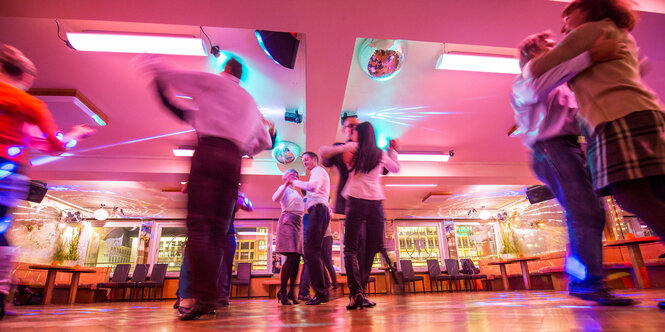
left=271, top=141, right=300, bottom=165
left=358, top=39, right=406, bottom=81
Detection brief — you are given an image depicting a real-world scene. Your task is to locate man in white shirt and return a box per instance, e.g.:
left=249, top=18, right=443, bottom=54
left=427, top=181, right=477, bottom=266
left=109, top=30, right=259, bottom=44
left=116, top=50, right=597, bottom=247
left=144, top=57, right=274, bottom=319
left=288, top=152, right=331, bottom=304
left=512, top=31, right=633, bottom=306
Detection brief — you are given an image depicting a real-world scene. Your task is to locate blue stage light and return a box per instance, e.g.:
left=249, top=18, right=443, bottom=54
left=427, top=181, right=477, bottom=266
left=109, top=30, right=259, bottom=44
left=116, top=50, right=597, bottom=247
left=65, top=139, right=78, bottom=149
left=7, top=146, right=23, bottom=157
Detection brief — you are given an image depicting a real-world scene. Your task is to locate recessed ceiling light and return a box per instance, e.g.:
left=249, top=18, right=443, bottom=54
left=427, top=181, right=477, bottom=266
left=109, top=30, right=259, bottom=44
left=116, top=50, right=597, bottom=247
left=385, top=184, right=438, bottom=187
left=397, top=151, right=452, bottom=162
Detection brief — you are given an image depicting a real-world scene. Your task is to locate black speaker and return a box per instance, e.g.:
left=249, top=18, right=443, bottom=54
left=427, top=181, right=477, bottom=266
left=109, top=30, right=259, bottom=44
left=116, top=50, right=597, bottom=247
left=255, top=30, right=299, bottom=69
left=526, top=185, right=554, bottom=204
left=26, top=180, right=48, bottom=203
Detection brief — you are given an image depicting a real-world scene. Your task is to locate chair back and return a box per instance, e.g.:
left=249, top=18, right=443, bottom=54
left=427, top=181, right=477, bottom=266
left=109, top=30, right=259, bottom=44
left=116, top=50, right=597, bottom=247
left=399, top=260, right=416, bottom=278
left=460, top=259, right=480, bottom=275
left=111, top=264, right=131, bottom=282
left=426, top=259, right=442, bottom=278
left=131, top=264, right=149, bottom=282
left=444, top=259, right=462, bottom=276
left=149, top=264, right=168, bottom=284
left=236, top=262, right=252, bottom=282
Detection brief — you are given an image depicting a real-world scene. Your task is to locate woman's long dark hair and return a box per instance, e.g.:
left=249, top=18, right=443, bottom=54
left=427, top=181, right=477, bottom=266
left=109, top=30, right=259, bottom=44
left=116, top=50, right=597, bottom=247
left=351, top=122, right=383, bottom=174
left=563, top=0, right=637, bottom=31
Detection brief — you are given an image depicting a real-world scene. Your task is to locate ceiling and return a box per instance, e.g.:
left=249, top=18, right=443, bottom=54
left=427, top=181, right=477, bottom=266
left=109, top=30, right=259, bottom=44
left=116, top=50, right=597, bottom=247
left=3, top=0, right=665, bottom=219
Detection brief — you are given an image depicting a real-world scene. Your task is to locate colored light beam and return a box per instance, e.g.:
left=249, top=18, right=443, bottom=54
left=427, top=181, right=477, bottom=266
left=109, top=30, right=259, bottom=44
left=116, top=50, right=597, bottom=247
left=31, top=129, right=195, bottom=167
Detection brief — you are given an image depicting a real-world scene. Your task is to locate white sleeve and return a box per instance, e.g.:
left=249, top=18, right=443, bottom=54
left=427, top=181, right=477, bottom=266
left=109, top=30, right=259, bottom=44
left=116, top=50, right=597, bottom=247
left=293, top=168, right=324, bottom=192
left=515, top=52, right=592, bottom=105
left=382, top=149, right=400, bottom=173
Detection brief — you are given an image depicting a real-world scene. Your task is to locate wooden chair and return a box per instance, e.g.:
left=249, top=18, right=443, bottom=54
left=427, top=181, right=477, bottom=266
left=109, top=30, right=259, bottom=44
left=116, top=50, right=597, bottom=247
left=426, top=259, right=455, bottom=292
left=460, top=259, right=490, bottom=291
left=96, top=264, right=131, bottom=302
left=399, top=260, right=425, bottom=293
left=231, top=263, right=252, bottom=298
left=136, top=264, right=168, bottom=300
left=367, top=276, right=377, bottom=295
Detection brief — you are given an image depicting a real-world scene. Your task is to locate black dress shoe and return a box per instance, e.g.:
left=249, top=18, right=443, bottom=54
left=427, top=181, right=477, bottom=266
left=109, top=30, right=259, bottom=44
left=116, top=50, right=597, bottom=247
left=173, top=296, right=181, bottom=309
left=362, top=295, right=376, bottom=307
left=569, top=289, right=637, bottom=306
left=346, top=293, right=364, bottom=310
left=298, top=294, right=312, bottom=302
left=178, top=302, right=216, bottom=321
left=658, top=302, right=665, bottom=310
left=305, top=295, right=328, bottom=305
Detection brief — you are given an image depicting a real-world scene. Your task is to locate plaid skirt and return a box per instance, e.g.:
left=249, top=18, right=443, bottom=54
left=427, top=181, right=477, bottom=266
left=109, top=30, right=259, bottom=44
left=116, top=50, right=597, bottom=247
left=588, top=110, right=665, bottom=196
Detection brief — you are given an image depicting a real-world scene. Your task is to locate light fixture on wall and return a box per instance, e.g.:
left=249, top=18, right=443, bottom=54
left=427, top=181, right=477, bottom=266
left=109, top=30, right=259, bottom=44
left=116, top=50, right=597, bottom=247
left=436, top=43, right=520, bottom=74
left=94, top=204, right=109, bottom=221
left=397, top=150, right=454, bottom=162
left=479, top=206, right=491, bottom=220
left=65, top=31, right=208, bottom=56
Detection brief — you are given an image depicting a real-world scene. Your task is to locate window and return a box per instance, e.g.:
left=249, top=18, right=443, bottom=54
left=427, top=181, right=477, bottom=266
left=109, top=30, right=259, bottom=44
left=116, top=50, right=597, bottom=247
left=235, top=226, right=270, bottom=272
left=447, top=222, right=498, bottom=265
left=396, top=224, right=442, bottom=269
left=156, top=226, right=187, bottom=272
left=83, top=222, right=142, bottom=272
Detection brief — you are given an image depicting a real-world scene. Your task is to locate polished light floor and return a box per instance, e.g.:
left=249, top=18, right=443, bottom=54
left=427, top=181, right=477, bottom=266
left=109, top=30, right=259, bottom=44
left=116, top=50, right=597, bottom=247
left=1, top=290, right=664, bottom=331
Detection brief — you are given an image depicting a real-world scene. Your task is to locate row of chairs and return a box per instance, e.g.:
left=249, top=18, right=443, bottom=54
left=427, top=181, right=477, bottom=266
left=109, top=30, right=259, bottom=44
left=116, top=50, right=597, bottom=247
left=97, top=263, right=168, bottom=301
left=400, top=259, right=490, bottom=293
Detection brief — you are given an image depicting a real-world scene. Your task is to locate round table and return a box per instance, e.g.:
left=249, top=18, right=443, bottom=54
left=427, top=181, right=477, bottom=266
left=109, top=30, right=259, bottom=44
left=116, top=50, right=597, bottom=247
left=603, top=236, right=662, bottom=289
left=29, top=265, right=95, bottom=304
left=487, top=257, right=540, bottom=291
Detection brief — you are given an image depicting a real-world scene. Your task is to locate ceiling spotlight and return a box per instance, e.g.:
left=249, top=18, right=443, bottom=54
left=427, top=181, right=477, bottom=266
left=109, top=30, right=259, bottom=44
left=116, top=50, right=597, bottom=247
left=285, top=110, right=302, bottom=124
left=210, top=45, right=221, bottom=58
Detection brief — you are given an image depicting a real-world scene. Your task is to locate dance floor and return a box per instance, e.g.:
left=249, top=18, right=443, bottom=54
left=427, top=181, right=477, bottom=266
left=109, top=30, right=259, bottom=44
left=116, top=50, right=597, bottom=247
left=1, top=290, right=664, bottom=331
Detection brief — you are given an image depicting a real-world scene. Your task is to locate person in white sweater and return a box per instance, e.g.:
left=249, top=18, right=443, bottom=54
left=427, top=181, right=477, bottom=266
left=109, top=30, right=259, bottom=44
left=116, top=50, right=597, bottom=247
left=320, top=121, right=399, bottom=309
left=272, top=169, right=305, bottom=305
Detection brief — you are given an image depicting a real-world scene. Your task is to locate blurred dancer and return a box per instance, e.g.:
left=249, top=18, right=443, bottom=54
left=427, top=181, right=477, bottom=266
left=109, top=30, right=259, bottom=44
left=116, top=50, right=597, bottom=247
left=526, top=0, right=665, bottom=309
left=320, top=122, right=399, bottom=309
left=174, top=191, right=252, bottom=312
left=288, top=152, right=330, bottom=305
left=0, top=44, right=93, bottom=319
left=143, top=56, right=274, bottom=320
left=512, top=31, right=634, bottom=305
left=272, top=169, right=304, bottom=305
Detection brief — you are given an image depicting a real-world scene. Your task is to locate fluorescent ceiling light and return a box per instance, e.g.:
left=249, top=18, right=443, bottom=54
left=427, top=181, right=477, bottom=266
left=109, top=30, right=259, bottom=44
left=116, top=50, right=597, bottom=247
left=173, top=147, right=251, bottom=158
left=66, top=32, right=207, bottom=56
left=173, top=147, right=195, bottom=157
left=385, top=184, right=438, bottom=187
left=398, top=152, right=451, bottom=162
left=436, top=53, right=520, bottom=74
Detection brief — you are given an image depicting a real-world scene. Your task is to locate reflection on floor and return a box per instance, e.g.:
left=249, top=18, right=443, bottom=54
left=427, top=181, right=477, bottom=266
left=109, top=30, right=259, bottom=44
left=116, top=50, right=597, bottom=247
left=1, top=290, right=664, bottom=331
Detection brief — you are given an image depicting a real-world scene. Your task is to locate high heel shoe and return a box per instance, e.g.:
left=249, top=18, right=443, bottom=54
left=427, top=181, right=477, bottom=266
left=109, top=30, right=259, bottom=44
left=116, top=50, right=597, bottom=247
left=277, top=291, right=292, bottom=305
left=288, top=291, right=299, bottom=304
left=346, top=293, right=364, bottom=310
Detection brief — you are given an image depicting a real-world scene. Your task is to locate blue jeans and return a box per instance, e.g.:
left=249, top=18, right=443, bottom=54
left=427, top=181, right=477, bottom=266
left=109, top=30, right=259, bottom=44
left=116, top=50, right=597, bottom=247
left=531, top=137, right=605, bottom=293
